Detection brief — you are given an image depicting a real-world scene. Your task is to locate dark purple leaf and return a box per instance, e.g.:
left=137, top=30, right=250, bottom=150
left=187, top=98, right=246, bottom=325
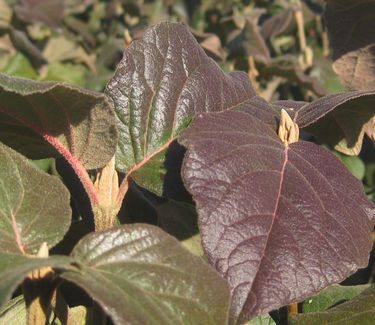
left=261, top=9, right=294, bottom=40
left=180, top=107, right=375, bottom=322
left=260, top=58, right=326, bottom=97
left=106, top=22, right=256, bottom=198
left=227, top=17, right=271, bottom=64
left=324, top=1, right=375, bottom=91
left=14, top=0, right=64, bottom=28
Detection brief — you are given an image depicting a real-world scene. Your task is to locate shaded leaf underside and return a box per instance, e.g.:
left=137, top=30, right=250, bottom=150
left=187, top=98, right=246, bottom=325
left=273, top=90, right=375, bottom=155
left=325, top=1, right=375, bottom=91
left=180, top=108, right=375, bottom=322
left=0, top=73, right=117, bottom=171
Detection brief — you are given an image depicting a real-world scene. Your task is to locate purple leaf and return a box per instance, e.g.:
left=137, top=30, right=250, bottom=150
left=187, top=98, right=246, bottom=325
left=14, top=0, right=64, bottom=28
left=180, top=106, right=375, bottom=322
left=324, top=1, right=375, bottom=91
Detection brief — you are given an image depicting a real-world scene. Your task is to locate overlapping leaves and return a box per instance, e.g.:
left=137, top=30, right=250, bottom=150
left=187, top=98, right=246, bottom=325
left=290, top=285, right=375, bottom=324
left=61, top=224, right=230, bottom=325
left=273, top=91, right=375, bottom=155
left=0, top=73, right=117, bottom=170
left=106, top=22, right=256, bottom=197
left=180, top=105, right=375, bottom=322
left=325, top=0, right=375, bottom=91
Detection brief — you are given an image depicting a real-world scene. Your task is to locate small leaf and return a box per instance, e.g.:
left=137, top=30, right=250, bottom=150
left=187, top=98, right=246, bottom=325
left=106, top=22, right=255, bottom=197
left=290, top=285, right=375, bottom=324
left=180, top=107, right=375, bottom=322
left=0, top=142, right=71, bottom=254
left=227, top=17, right=271, bottom=64
left=261, top=9, right=294, bottom=40
left=61, top=224, right=230, bottom=325
left=260, top=58, right=326, bottom=97
left=273, top=90, right=375, bottom=155
left=3, top=53, right=38, bottom=79
left=14, top=0, right=64, bottom=28
left=325, top=1, right=375, bottom=91
left=0, top=253, right=73, bottom=310
left=248, top=314, right=276, bottom=325
left=41, top=62, right=87, bottom=86
left=302, top=284, right=370, bottom=313
left=334, top=152, right=366, bottom=180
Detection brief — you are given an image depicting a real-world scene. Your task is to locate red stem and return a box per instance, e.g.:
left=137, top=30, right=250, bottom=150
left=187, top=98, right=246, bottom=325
left=0, top=107, right=99, bottom=205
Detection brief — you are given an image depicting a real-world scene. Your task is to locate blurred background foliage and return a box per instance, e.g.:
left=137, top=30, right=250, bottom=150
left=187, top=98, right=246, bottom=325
left=1, top=1, right=374, bottom=321
left=0, top=0, right=373, bottom=203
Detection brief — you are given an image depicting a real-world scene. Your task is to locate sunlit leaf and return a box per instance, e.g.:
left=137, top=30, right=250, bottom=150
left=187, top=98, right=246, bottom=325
left=61, top=224, right=230, bottom=325
left=0, top=142, right=71, bottom=254
left=106, top=22, right=255, bottom=197
left=180, top=105, right=375, bottom=322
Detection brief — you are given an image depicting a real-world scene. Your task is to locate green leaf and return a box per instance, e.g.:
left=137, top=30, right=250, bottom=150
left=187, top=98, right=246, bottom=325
left=0, top=72, right=117, bottom=170
left=0, top=142, right=71, bottom=254
left=3, top=53, right=38, bottom=79
left=247, top=314, right=276, bottom=325
left=61, top=224, right=230, bottom=325
left=106, top=22, right=255, bottom=198
left=0, top=296, right=26, bottom=325
left=302, top=284, right=370, bottom=313
left=41, top=62, right=87, bottom=87
left=325, top=1, right=375, bottom=91
left=334, top=152, right=366, bottom=180
left=290, top=285, right=375, bottom=325
left=0, top=253, right=73, bottom=310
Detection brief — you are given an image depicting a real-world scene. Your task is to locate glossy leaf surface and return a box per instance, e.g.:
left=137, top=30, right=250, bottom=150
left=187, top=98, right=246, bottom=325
left=0, top=142, right=71, bottom=255
left=106, top=22, right=255, bottom=196
left=290, top=285, right=375, bottom=325
left=0, top=73, right=117, bottom=170
left=180, top=108, right=375, bottom=322
left=61, top=224, right=230, bottom=325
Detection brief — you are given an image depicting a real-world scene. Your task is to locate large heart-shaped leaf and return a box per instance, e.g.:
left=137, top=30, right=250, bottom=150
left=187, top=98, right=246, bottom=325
left=0, top=73, right=117, bottom=170
left=290, top=285, right=375, bottom=325
left=105, top=22, right=255, bottom=197
left=0, top=142, right=71, bottom=255
left=61, top=224, right=230, bottom=325
left=0, top=253, right=73, bottom=310
left=325, top=1, right=375, bottom=91
left=0, top=73, right=118, bottom=205
left=179, top=107, right=375, bottom=322
left=273, top=90, right=375, bottom=155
